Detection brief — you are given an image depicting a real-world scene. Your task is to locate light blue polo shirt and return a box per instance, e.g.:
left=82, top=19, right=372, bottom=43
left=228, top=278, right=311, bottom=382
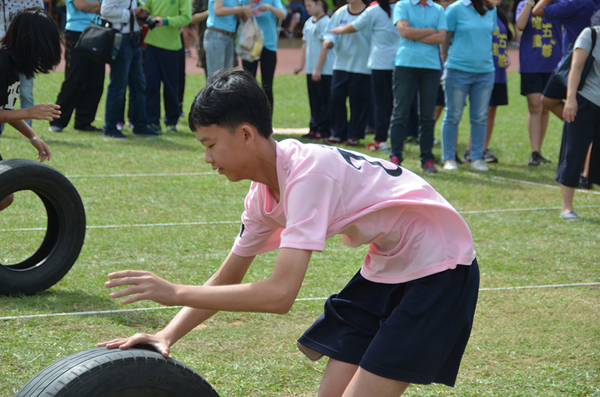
left=206, top=0, right=239, bottom=33
left=445, top=0, right=497, bottom=73
left=324, top=4, right=371, bottom=74
left=251, top=0, right=286, bottom=51
left=393, top=0, right=446, bottom=70
left=65, top=0, right=100, bottom=32
left=302, top=15, right=334, bottom=75
left=352, top=3, right=399, bottom=71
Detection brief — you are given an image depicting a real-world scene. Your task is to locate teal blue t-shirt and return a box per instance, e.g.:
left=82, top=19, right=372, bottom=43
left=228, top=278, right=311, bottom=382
left=66, top=0, right=100, bottom=32
left=207, top=0, right=239, bottom=33
left=445, top=0, right=497, bottom=73
left=393, top=0, right=447, bottom=70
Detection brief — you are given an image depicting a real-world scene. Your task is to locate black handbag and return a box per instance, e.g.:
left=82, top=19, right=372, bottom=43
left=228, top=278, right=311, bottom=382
left=553, top=27, right=597, bottom=91
left=74, top=19, right=123, bottom=64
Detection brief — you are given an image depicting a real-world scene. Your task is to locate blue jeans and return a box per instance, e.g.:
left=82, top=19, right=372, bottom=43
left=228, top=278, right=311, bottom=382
left=441, top=69, right=494, bottom=162
left=388, top=66, right=439, bottom=163
left=104, top=34, right=148, bottom=135
left=203, top=29, right=235, bottom=80
left=19, top=74, right=34, bottom=126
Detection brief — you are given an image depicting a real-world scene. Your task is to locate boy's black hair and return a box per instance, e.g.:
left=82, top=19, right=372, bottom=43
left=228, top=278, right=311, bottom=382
left=0, top=7, right=63, bottom=79
left=188, top=68, right=273, bottom=138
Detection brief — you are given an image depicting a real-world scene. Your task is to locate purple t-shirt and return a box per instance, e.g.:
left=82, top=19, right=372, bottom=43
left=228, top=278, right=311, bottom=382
left=543, top=0, right=600, bottom=54
left=517, top=1, right=563, bottom=73
left=492, top=16, right=508, bottom=84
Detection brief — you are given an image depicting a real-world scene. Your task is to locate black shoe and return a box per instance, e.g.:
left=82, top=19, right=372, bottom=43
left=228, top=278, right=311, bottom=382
left=483, top=149, right=498, bottom=163
left=133, top=127, right=161, bottom=136
left=75, top=125, right=102, bottom=132
left=462, top=149, right=472, bottom=163
left=103, top=130, right=127, bottom=139
left=579, top=176, right=592, bottom=189
left=528, top=151, right=542, bottom=166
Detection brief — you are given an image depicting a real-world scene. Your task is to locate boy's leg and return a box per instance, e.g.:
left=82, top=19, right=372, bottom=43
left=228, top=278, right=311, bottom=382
left=342, top=368, right=410, bottom=397
left=145, top=45, right=162, bottom=126
left=158, top=48, right=180, bottom=127
left=330, top=71, right=350, bottom=140
left=388, top=67, right=418, bottom=161
left=318, top=359, right=359, bottom=397
left=346, top=73, right=370, bottom=140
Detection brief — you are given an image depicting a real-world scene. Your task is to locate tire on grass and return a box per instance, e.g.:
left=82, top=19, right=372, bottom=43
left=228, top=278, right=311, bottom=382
left=14, top=346, right=221, bottom=397
left=0, top=158, right=86, bottom=296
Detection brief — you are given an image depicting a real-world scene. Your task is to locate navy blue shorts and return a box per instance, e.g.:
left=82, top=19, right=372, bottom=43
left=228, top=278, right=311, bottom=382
left=520, top=72, right=552, bottom=96
left=542, top=72, right=566, bottom=99
left=489, top=83, right=508, bottom=107
left=298, top=259, right=479, bottom=387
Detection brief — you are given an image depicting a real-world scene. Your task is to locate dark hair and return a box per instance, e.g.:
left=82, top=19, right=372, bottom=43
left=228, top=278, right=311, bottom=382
left=0, top=7, right=63, bottom=79
left=377, top=0, right=390, bottom=17
left=305, top=0, right=329, bottom=14
left=472, top=0, right=494, bottom=16
left=188, top=68, right=273, bottom=138
left=496, top=6, right=513, bottom=42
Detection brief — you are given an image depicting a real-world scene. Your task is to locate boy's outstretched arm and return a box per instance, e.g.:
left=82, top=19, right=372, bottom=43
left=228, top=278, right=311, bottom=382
left=98, top=248, right=312, bottom=356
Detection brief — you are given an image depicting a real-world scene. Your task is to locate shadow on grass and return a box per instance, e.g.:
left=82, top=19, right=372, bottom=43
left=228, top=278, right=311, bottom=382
left=0, top=289, right=112, bottom=314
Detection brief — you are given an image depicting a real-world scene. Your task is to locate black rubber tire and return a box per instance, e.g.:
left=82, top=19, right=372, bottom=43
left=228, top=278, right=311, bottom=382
left=0, top=158, right=86, bottom=296
left=14, top=346, right=221, bottom=397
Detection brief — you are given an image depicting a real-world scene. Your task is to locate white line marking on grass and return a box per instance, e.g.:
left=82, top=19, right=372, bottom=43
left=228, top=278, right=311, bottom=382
left=1, top=282, right=598, bottom=321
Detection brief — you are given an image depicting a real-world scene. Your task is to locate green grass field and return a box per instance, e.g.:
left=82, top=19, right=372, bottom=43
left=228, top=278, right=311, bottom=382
left=1, top=70, right=599, bottom=396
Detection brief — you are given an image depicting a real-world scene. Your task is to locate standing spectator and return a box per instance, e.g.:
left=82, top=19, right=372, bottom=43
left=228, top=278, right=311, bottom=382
left=142, top=0, right=191, bottom=133
left=516, top=0, right=562, bottom=166
left=532, top=0, right=600, bottom=120
left=0, top=0, right=44, bottom=133
left=440, top=0, right=497, bottom=172
left=101, top=0, right=160, bottom=138
left=192, top=0, right=209, bottom=71
left=321, top=0, right=371, bottom=146
left=557, top=23, right=599, bottom=221
left=241, top=0, right=287, bottom=114
left=49, top=0, right=105, bottom=133
left=294, top=0, right=333, bottom=140
left=386, top=0, right=446, bottom=172
left=463, top=3, right=512, bottom=164
left=204, top=0, right=252, bottom=79
left=330, top=0, right=399, bottom=154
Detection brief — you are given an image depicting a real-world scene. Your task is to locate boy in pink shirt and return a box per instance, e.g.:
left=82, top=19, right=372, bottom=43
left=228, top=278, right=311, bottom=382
left=98, top=68, right=479, bottom=397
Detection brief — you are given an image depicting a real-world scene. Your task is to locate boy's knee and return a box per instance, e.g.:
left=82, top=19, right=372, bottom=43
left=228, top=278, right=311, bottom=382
left=0, top=194, right=15, bottom=211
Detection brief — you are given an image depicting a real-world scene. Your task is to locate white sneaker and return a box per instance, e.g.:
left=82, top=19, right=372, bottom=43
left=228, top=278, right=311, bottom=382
left=471, top=159, right=489, bottom=172
left=443, top=159, right=458, bottom=171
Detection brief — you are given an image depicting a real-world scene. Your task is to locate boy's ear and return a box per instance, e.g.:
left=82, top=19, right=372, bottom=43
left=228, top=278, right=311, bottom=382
left=239, top=123, right=258, bottom=145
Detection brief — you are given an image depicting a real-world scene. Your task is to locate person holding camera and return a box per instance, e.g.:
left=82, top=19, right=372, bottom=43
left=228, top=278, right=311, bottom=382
left=139, top=0, right=191, bottom=133
left=100, top=0, right=160, bottom=138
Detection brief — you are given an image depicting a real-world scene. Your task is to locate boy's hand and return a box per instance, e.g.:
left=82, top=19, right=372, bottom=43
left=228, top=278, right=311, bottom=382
left=30, top=136, right=51, bottom=162
left=293, top=66, right=303, bottom=74
left=105, top=270, right=179, bottom=306
left=97, top=333, right=171, bottom=357
left=28, top=103, right=61, bottom=121
left=323, top=40, right=333, bottom=49
left=311, top=69, right=322, bottom=82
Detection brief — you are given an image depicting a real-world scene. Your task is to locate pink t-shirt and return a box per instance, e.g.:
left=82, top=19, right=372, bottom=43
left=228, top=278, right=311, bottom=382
left=232, top=140, right=476, bottom=284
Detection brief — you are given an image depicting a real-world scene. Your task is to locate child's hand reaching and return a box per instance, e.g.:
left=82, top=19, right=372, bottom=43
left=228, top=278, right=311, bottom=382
left=29, top=135, right=51, bottom=162
left=27, top=103, right=61, bottom=121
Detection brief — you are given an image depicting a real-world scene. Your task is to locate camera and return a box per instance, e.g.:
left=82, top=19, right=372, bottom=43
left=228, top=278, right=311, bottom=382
left=137, top=10, right=158, bottom=29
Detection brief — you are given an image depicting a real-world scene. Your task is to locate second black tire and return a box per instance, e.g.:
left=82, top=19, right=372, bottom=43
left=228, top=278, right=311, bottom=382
left=0, top=158, right=86, bottom=296
left=14, top=346, right=221, bottom=397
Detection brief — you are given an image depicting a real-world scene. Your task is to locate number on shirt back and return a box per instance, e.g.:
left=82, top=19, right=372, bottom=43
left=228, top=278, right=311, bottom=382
left=337, top=148, right=402, bottom=177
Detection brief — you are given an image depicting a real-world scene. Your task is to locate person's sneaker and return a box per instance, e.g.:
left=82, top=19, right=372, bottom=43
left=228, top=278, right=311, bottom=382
left=560, top=211, right=580, bottom=221
left=462, top=149, right=472, bottom=163
left=455, top=153, right=463, bottom=164
left=148, top=123, right=162, bottom=134
left=365, top=140, right=389, bottom=152
left=166, top=125, right=177, bottom=133
left=528, top=151, right=550, bottom=166
left=471, top=159, right=489, bottom=172
left=443, top=159, right=458, bottom=171
left=134, top=127, right=162, bottom=136
left=49, top=125, right=63, bottom=133
left=579, top=175, right=592, bottom=189
left=390, top=155, right=401, bottom=165
left=539, top=152, right=552, bottom=163
left=103, top=130, right=127, bottom=139
left=284, top=30, right=294, bottom=39
left=75, top=125, right=102, bottom=132
left=483, top=149, right=498, bottom=163
left=421, top=160, right=438, bottom=174
left=301, top=130, right=317, bottom=140
left=324, top=136, right=342, bottom=145
left=344, top=138, right=359, bottom=146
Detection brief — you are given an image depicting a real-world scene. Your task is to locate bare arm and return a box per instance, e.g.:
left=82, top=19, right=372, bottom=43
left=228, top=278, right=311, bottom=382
left=213, top=0, right=253, bottom=18
left=532, top=0, right=552, bottom=17
left=258, top=3, right=286, bottom=20
left=3, top=119, right=51, bottom=162
left=563, top=47, right=590, bottom=122
left=330, top=23, right=357, bottom=35
left=516, top=1, right=532, bottom=31
left=312, top=42, right=331, bottom=82
left=73, top=0, right=100, bottom=12
left=294, top=42, right=307, bottom=74
left=191, top=10, right=208, bottom=24
left=441, top=30, right=454, bottom=63
left=397, top=20, right=436, bottom=40
left=419, top=29, right=447, bottom=45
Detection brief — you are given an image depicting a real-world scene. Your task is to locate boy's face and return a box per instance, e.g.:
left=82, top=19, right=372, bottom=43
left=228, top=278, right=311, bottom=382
left=195, top=124, right=252, bottom=182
